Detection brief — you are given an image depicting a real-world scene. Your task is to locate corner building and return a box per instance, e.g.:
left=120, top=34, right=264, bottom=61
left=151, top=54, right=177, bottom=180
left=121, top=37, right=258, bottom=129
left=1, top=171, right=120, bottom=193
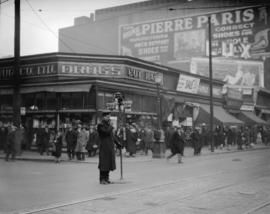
left=0, top=52, right=242, bottom=133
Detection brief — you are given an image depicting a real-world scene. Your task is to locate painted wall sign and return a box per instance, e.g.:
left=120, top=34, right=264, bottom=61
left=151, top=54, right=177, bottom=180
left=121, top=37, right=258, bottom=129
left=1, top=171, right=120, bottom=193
left=197, top=83, right=223, bottom=98
left=176, top=74, right=200, bottom=94
left=60, top=63, right=123, bottom=76
left=226, top=87, right=243, bottom=100
left=0, top=64, right=57, bottom=79
left=124, top=66, right=163, bottom=83
left=190, top=57, right=264, bottom=88
left=120, top=6, right=270, bottom=65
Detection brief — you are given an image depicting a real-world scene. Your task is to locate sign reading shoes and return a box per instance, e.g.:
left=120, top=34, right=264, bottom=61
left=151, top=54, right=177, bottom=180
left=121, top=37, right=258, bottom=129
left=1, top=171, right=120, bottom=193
left=176, top=74, right=200, bottom=94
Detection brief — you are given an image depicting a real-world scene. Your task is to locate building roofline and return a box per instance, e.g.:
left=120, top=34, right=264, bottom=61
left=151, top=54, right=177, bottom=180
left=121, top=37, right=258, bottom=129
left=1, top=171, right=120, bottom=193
left=0, top=52, right=224, bottom=85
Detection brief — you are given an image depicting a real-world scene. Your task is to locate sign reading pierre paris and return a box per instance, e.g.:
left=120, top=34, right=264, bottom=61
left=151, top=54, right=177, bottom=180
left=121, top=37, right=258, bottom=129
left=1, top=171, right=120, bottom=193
left=120, top=6, right=270, bottom=64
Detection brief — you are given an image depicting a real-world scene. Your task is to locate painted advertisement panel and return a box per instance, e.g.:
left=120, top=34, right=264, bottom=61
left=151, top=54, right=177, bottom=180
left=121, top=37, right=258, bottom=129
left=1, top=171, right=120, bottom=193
left=190, top=57, right=264, bottom=88
left=119, top=6, right=270, bottom=65
left=176, top=74, right=200, bottom=94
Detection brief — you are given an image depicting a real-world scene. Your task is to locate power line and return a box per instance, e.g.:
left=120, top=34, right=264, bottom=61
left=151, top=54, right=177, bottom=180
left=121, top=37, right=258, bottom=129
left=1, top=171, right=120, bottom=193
left=1, top=12, right=49, bottom=31
left=0, top=0, right=9, bottom=5
left=24, top=0, right=76, bottom=53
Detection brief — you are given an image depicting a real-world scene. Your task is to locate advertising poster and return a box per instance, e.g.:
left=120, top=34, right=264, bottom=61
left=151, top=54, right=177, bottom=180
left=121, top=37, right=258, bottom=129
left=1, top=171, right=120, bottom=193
left=190, top=57, right=264, bottom=88
left=119, top=6, right=270, bottom=65
left=176, top=74, right=200, bottom=94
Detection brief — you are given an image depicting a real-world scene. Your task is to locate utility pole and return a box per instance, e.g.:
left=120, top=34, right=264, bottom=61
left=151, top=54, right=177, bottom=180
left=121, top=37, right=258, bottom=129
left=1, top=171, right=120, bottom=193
left=13, top=0, right=21, bottom=127
left=208, top=16, right=214, bottom=152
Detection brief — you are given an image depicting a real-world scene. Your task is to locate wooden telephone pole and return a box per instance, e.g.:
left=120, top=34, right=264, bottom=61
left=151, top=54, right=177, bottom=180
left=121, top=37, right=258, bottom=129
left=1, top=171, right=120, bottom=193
left=13, top=0, right=21, bottom=127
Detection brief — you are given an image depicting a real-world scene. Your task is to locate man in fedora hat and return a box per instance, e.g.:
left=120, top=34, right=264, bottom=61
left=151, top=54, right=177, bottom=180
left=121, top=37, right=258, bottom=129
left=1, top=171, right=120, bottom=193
left=97, top=112, right=122, bottom=184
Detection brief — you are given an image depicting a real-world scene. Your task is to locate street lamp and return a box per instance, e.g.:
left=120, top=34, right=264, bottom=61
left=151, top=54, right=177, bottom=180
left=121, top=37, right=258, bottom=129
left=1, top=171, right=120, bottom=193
left=113, top=92, right=124, bottom=180
left=154, top=74, right=163, bottom=130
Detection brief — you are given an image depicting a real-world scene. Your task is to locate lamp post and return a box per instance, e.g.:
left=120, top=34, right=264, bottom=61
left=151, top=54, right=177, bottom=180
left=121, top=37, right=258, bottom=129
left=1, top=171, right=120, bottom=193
left=114, top=92, right=124, bottom=180
left=154, top=74, right=163, bottom=130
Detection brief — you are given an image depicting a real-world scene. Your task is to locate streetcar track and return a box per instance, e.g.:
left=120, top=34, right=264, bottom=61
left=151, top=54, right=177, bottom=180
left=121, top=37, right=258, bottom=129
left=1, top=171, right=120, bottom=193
left=7, top=149, right=270, bottom=214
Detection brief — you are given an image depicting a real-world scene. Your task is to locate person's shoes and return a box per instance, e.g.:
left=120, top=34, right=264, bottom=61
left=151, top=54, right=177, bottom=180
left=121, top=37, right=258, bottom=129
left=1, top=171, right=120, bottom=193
left=178, top=161, right=183, bottom=164
left=106, top=180, right=113, bottom=184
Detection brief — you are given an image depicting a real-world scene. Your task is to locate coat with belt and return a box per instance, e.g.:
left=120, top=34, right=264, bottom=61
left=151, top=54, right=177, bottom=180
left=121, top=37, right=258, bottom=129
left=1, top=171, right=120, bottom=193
left=97, top=120, right=116, bottom=171
left=75, top=129, right=88, bottom=153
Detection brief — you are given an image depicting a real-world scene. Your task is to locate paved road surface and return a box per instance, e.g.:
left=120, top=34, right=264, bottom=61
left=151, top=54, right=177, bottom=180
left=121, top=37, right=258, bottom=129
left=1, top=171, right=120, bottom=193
left=0, top=149, right=270, bottom=214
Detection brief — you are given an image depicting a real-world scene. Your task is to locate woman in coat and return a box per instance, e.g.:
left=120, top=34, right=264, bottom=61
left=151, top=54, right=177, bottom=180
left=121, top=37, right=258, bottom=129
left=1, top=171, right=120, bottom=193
left=97, top=112, right=121, bottom=184
left=126, top=124, right=138, bottom=157
left=166, top=126, right=185, bottom=163
left=52, top=130, right=63, bottom=163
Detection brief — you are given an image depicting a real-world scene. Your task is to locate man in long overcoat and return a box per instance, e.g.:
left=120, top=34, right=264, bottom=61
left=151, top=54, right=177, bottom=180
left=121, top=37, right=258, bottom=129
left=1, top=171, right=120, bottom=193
left=66, top=126, right=77, bottom=160
left=97, top=112, right=121, bottom=184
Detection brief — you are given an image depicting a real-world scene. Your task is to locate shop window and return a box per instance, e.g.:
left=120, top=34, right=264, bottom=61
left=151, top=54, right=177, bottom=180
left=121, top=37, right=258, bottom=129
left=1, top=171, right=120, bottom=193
left=132, top=94, right=142, bottom=112
left=71, top=92, right=83, bottom=109
left=142, top=96, right=156, bottom=112
left=35, top=92, right=46, bottom=110
left=0, top=95, right=13, bottom=110
left=97, top=92, right=104, bottom=109
left=21, top=93, right=35, bottom=109
left=61, top=93, right=71, bottom=109
left=46, top=92, right=57, bottom=110
left=84, top=92, right=95, bottom=109
left=104, top=93, right=113, bottom=105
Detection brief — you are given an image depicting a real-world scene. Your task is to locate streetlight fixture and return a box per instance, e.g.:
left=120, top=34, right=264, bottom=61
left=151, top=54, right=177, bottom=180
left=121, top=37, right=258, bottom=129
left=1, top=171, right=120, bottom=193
left=114, top=92, right=124, bottom=180
left=154, top=73, right=163, bottom=130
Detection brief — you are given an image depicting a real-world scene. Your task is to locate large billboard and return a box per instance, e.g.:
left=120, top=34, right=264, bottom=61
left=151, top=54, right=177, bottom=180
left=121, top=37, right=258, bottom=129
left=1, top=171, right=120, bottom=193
left=119, top=6, right=270, bottom=65
left=190, top=57, right=264, bottom=88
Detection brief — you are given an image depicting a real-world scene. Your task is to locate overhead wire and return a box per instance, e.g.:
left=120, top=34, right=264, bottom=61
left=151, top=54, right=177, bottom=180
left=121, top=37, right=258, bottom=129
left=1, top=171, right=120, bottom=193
left=3, top=0, right=269, bottom=56
left=24, top=0, right=76, bottom=53
left=0, top=0, right=9, bottom=5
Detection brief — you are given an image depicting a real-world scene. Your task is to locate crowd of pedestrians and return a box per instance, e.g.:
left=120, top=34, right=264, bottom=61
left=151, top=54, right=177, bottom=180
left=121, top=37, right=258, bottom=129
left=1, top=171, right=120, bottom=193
left=1, top=120, right=270, bottom=165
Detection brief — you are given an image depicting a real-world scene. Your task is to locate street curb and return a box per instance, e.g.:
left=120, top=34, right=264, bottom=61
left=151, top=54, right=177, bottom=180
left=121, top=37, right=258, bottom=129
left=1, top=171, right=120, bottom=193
left=0, top=146, right=269, bottom=163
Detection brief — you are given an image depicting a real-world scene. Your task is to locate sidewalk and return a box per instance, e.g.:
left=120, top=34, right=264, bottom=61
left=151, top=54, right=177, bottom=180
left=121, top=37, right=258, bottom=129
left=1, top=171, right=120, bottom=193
left=0, top=143, right=269, bottom=163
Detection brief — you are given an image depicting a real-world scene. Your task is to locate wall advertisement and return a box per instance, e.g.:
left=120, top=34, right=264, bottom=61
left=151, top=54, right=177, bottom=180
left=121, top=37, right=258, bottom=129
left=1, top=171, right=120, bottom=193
left=119, top=6, right=270, bottom=65
left=190, top=57, right=264, bottom=88
left=176, top=74, right=200, bottom=94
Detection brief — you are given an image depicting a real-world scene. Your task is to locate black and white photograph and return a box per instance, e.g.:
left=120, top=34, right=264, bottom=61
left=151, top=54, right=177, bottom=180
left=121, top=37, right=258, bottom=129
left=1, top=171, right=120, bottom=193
left=1, top=0, right=270, bottom=213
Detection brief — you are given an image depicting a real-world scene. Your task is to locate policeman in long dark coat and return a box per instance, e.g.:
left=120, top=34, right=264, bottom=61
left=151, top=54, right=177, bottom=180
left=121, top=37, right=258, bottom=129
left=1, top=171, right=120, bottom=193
left=97, top=112, right=121, bottom=184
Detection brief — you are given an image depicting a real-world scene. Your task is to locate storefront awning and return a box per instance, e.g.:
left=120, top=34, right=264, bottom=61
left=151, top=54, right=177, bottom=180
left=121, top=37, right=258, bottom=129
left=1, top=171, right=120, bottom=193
left=0, top=84, right=92, bottom=94
left=20, top=84, right=92, bottom=93
left=196, top=104, right=243, bottom=126
left=238, top=111, right=267, bottom=125
left=0, top=88, right=13, bottom=95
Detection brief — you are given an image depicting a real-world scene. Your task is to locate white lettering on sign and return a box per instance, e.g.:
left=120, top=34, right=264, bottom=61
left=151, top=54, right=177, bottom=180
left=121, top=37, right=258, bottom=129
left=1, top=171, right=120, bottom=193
left=125, top=66, right=163, bottom=83
left=61, top=63, right=122, bottom=76
left=0, top=64, right=57, bottom=79
left=176, top=74, right=200, bottom=94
